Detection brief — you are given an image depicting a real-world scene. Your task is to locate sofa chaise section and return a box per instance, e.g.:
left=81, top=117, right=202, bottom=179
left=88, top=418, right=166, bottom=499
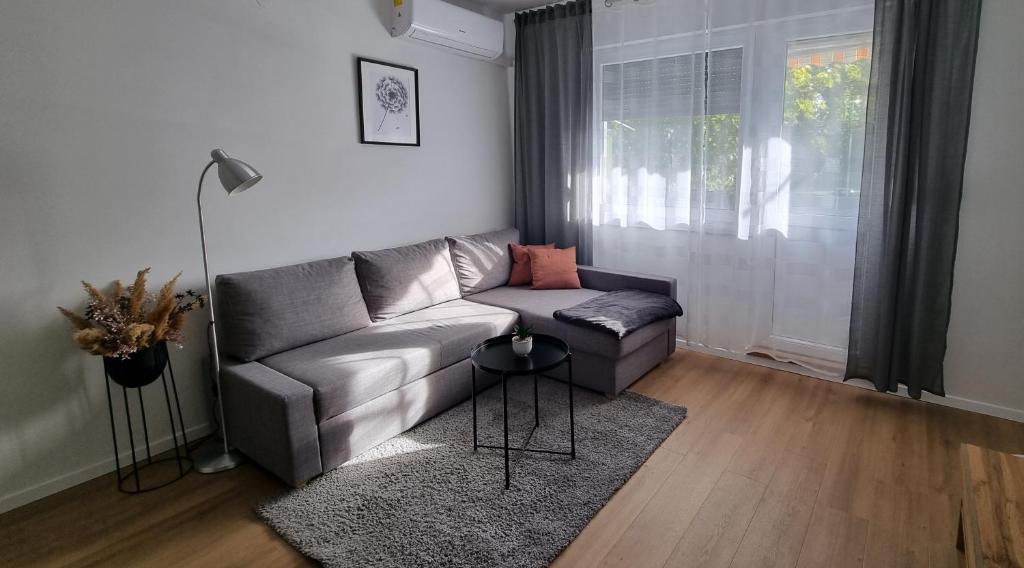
left=465, top=265, right=677, bottom=395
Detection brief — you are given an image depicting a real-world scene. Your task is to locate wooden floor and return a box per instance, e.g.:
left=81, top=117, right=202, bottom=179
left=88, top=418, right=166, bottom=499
left=3, top=349, right=1023, bottom=567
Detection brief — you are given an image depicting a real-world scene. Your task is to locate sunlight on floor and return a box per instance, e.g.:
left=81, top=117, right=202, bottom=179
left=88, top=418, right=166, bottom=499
left=345, top=438, right=443, bottom=466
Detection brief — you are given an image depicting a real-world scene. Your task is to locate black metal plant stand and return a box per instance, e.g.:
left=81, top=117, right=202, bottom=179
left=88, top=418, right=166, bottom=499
left=102, top=346, right=193, bottom=493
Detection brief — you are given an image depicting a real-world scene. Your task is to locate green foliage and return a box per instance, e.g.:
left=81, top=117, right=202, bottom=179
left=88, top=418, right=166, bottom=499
left=603, top=112, right=740, bottom=196
left=783, top=58, right=871, bottom=196
left=699, top=114, right=742, bottom=194
left=513, top=324, right=533, bottom=340
left=601, top=52, right=872, bottom=205
left=784, top=59, right=869, bottom=126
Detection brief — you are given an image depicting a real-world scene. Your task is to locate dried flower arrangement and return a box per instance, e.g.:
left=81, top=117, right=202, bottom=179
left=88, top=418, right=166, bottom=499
left=58, top=268, right=206, bottom=359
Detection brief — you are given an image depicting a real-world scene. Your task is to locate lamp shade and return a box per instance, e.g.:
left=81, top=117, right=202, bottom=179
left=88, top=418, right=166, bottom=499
left=210, top=148, right=262, bottom=195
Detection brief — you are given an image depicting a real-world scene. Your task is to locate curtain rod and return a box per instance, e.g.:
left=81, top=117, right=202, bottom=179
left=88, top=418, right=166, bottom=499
left=515, top=1, right=574, bottom=14
left=515, top=0, right=653, bottom=15
left=604, top=0, right=654, bottom=6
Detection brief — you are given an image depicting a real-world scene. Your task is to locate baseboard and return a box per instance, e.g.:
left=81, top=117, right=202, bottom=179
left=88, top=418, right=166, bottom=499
left=0, top=422, right=213, bottom=515
left=674, top=340, right=1024, bottom=423
left=889, top=385, right=1024, bottom=423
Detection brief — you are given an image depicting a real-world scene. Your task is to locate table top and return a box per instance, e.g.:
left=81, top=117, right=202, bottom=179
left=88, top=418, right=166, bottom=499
left=470, top=334, right=570, bottom=376
left=959, top=443, right=1024, bottom=567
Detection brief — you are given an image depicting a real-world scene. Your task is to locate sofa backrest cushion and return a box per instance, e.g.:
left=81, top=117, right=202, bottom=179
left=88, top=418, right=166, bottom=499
left=352, top=238, right=462, bottom=321
left=445, top=228, right=519, bottom=296
left=216, top=257, right=371, bottom=362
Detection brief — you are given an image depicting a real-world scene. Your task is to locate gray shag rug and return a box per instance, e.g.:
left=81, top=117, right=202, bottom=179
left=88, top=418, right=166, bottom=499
left=257, top=377, right=686, bottom=568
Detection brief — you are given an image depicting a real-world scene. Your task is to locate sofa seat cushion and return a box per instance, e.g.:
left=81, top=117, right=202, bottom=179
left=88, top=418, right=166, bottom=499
left=375, top=299, right=519, bottom=368
left=259, top=299, right=517, bottom=422
left=467, top=286, right=672, bottom=358
left=259, top=324, right=441, bottom=423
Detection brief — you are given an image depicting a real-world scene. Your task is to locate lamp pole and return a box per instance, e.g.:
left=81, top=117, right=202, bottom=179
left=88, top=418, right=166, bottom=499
left=193, top=149, right=260, bottom=473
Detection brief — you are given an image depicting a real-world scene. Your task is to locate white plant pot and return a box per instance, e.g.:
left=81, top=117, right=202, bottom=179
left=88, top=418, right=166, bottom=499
left=512, top=336, right=533, bottom=357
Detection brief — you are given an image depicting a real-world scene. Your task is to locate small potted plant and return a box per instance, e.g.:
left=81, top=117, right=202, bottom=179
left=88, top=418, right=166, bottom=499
left=58, top=268, right=206, bottom=388
left=511, top=324, right=534, bottom=357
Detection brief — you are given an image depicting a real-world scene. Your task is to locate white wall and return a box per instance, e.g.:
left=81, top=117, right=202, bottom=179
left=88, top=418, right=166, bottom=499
left=943, top=0, right=1024, bottom=420
left=0, top=0, right=512, bottom=512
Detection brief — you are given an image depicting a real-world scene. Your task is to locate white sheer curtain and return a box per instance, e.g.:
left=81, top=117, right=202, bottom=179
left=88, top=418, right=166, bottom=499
left=592, top=0, right=874, bottom=375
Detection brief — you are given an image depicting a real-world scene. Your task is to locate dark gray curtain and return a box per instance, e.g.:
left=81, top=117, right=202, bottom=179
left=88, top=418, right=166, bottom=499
left=846, top=0, right=984, bottom=398
left=514, top=0, right=593, bottom=263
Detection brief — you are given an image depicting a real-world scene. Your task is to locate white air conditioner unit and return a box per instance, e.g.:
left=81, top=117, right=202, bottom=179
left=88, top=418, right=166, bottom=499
left=391, top=0, right=504, bottom=62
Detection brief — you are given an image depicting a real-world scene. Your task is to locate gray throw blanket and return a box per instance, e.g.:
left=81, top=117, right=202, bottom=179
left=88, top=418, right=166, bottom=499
left=553, top=289, right=683, bottom=339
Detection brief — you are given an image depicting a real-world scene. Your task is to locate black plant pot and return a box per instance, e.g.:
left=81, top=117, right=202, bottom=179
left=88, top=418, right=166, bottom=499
left=103, top=342, right=169, bottom=388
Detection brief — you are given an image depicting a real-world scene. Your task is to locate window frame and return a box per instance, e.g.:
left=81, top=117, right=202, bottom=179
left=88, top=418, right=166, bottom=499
left=750, top=8, right=875, bottom=360
left=780, top=31, right=874, bottom=225
left=592, top=11, right=874, bottom=238
left=593, top=28, right=752, bottom=234
left=591, top=6, right=876, bottom=364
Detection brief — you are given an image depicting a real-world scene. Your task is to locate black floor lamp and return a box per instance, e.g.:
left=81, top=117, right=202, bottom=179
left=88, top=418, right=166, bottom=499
left=192, top=148, right=262, bottom=474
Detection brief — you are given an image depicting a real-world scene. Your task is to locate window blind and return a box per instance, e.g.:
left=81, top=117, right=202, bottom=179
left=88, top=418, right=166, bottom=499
left=601, top=47, right=743, bottom=120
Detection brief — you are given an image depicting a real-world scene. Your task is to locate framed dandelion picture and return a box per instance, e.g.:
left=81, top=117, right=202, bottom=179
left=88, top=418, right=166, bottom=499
left=357, top=57, right=420, bottom=146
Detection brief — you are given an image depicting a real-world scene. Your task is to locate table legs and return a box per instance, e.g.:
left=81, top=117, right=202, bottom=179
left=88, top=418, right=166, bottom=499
left=957, top=504, right=965, bottom=552
left=471, top=365, right=478, bottom=452
left=533, top=374, right=539, bottom=427
left=568, top=355, right=575, bottom=460
left=472, top=360, right=576, bottom=490
left=502, top=372, right=510, bottom=490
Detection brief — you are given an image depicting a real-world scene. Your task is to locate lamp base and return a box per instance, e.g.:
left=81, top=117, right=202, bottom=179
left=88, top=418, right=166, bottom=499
left=193, top=439, right=244, bottom=473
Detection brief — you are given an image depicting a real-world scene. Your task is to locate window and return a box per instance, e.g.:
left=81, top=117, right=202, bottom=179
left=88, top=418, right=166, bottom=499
left=591, top=6, right=876, bottom=368
left=782, top=34, right=872, bottom=216
left=599, top=48, right=743, bottom=228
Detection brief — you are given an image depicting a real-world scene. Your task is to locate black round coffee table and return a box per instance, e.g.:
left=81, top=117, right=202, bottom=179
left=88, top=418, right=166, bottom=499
left=469, top=333, right=575, bottom=489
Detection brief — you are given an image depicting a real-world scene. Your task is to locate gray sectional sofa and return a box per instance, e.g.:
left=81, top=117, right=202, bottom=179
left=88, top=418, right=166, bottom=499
left=215, top=229, right=677, bottom=486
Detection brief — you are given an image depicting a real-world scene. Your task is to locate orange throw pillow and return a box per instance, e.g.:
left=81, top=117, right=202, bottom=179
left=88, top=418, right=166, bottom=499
left=508, top=243, right=555, bottom=286
left=529, top=247, right=581, bottom=290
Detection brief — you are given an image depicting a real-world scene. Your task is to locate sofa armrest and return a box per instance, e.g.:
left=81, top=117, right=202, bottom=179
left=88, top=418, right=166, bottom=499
left=220, top=359, right=322, bottom=486
left=577, top=265, right=677, bottom=300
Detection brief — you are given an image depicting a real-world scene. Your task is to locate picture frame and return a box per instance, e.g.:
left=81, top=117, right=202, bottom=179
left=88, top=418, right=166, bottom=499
left=357, top=57, right=421, bottom=146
